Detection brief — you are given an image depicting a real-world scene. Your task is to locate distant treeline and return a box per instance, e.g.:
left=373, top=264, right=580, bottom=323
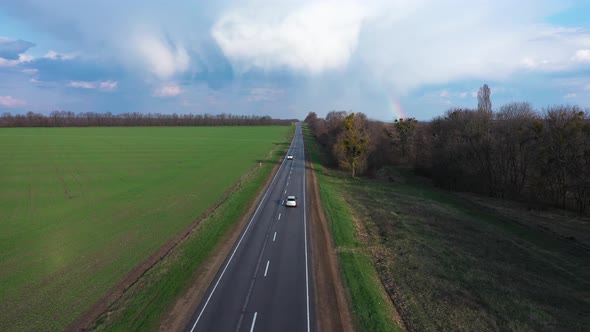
left=306, top=85, right=590, bottom=214
left=0, top=111, right=295, bottom=127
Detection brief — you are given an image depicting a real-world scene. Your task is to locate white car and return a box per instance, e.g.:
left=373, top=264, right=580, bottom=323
left=286, top=195, right=297, bottom=207
left=286, top=155, right=294, bottom=160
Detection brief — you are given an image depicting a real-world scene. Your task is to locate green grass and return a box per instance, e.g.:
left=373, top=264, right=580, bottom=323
left=0, top=126, right=291, bottom=331
left=317, top=179, right=359, bottom=248
left=303, top=125, right=402, bottom=332
left=344, top=179, right=590, bottom=331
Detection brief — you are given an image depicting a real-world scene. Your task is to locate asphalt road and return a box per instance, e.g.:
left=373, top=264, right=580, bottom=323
left=186, top=123, right=313, bottom=332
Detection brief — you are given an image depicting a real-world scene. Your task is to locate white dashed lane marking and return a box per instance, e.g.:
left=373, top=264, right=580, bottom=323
left=264, top=261, right=270, bottom=277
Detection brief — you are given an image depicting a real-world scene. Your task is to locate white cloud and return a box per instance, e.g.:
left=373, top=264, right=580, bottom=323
left=0, top=96, right=27, bottom=108
left=99, top=81, right=118, bottom=91
left=0, top=53, right=34, bottom=67
left=1, top=2, right=202, bottom=80
left=3, top=0, right=590, bottom=119
left=521, top=57, right=537, bottom=68
left=22, top=68, right=38, bottom=74
left=19, top=54, right=34, bottom=63
left=210, top=0, right=590, bottom=92
left=154, top=84, right=183, bottom=97
left=134, top=33, right=189, bottom=79
left=573, top=49, right=590, bottom=63
left=439, top=90, right=449, bottom=97
left=43, top=50, right=77, bottom=60
left=361, top=2, right=590, bottom=93
left=564, top=93, right=577, bottom=99
left=68, top=80, right=118, bottom=91
left=69, top=81, right=95, bottom=89
left=43, top=50, right=59, bottom=60
left=521, top=57, right=551, bottom=69
left=248, top=88, right=285, bottom=102
left=0, top=58, right=15, bottom=67
left=459, top=92, right=468, bottom=98
left=212, top=1, right=365, bottom=74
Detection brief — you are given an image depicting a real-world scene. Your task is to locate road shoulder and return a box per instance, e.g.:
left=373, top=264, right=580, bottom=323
left=306, top=150, right=354, bottom=332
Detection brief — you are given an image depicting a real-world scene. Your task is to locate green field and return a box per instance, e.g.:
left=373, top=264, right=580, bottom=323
left=0, top=126, right=291, bottom=331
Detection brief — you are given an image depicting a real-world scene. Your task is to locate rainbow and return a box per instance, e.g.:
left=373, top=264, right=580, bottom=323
left=386, top=93, right=408, bottom=121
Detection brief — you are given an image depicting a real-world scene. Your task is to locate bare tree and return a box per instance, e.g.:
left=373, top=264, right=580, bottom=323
left=386, top=117, right=418, bottom=161
left=429, top=108, right=494, bottom=193
left=304, top=112, right=318, bottom=129
left=302, top=100, right=590, bottom=215
left=311, top=111, right=348, bottom=165
left=0, top=112, right=294, bottom=127
left=478, top=84, right=492, bottom=114
left=535, top=106, right=588, bottom=209
left=334, top=112, right=370, bottom=178
left=492, top=102, right=538, bottom=198
left=365, top=120, right=391, bottom=176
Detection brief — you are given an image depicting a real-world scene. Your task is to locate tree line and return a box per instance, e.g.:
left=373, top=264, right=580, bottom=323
left=0, top=111, right=295, bottom=127
left=305, top=84, right=590, bottom=214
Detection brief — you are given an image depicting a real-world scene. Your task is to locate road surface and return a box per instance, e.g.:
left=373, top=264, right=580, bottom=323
left=185, top=123, right=313, bottom=332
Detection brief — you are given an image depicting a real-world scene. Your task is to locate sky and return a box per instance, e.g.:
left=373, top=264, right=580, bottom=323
left=1, top=0, right=590, bottom=121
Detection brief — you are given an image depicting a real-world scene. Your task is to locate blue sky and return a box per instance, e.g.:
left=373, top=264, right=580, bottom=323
left=1, top=0, right=589, bottom=121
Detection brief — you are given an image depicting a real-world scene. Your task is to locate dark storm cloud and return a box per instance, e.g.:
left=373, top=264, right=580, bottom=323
left=24, top=57, right=122, bottom=82
left=0, top=38, right=35, bottom=59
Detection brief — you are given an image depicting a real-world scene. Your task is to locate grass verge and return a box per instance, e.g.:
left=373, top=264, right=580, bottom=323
left=303, top=125, right=402, bottom=332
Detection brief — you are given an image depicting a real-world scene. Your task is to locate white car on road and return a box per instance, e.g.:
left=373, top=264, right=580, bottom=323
left=286, top=195, right=297, bottom=207
left=286, top=155, right=294, bottom=160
